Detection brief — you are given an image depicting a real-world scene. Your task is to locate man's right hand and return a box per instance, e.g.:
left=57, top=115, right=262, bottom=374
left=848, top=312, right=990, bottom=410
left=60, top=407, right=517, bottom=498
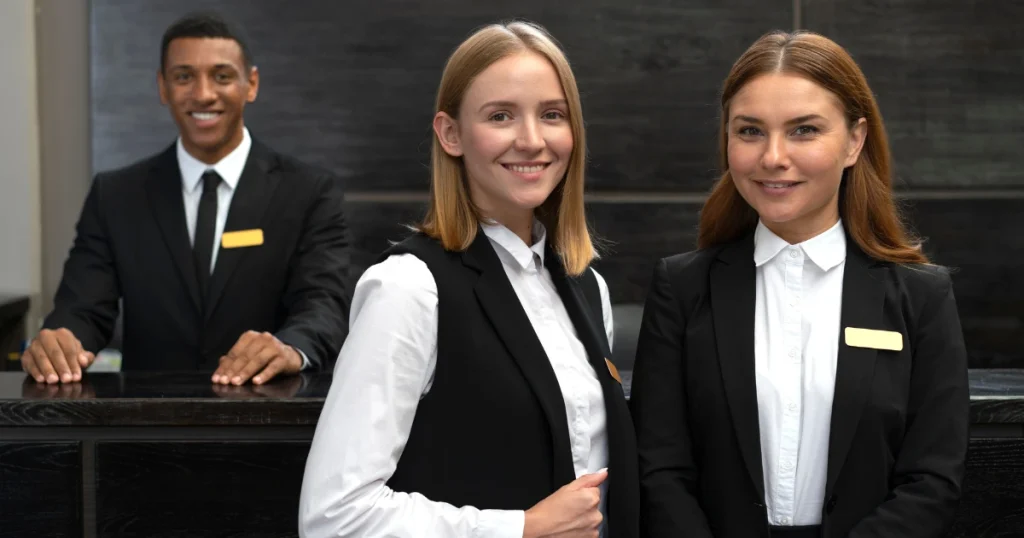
left=523, top=469, right=607, bottom=538
left=21, top=328, right=95, bottom=384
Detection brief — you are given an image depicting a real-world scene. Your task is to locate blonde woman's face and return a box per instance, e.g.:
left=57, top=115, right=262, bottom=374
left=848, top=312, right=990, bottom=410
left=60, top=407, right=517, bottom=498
left=727, top=73, right=866, bottom=243
left=436, top=51, right=573, bottom=228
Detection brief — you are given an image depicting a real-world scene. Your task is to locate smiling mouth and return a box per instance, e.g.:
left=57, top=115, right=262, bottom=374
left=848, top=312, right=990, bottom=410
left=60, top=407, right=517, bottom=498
left=190, top=111, right=223, bottom=121
left=502, top=163, right=549, bottom=173
left=755, top=180, right=803, bottom=189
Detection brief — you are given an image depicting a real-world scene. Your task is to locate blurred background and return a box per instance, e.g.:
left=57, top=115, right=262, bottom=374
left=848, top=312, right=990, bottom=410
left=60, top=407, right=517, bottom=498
left=1, top=0, right=1021, bottom=370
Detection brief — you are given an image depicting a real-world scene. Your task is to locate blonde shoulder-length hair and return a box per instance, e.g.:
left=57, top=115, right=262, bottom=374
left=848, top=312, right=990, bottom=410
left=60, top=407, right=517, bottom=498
left=417, top=20, right=595, bottom=276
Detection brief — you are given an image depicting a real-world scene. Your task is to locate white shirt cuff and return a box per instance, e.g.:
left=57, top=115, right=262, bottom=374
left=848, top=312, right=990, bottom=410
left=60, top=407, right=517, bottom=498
left=295, top=347, right=312, bottom=371
left=476, top=509, right=525, bottom=538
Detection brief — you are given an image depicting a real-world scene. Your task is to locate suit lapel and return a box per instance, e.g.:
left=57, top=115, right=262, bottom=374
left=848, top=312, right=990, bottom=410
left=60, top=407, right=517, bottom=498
left=204, top=141, right=278, bottom=321
left=544, top=251, right=612, bottom=381
left=546, top=252, right=640, bottom=537
left=146, top=144, right=201, bottom=314
left=826, top=244, right=885, bottom=494
left=710, top=236, right=766, bottom=500
left=463, top=233, right=576, bottom=486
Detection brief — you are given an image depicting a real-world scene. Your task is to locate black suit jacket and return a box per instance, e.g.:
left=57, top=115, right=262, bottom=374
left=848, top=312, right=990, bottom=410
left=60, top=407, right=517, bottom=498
left=44, top=139, right=350, bottom=371
left=630, top=233, right=968, bottom=538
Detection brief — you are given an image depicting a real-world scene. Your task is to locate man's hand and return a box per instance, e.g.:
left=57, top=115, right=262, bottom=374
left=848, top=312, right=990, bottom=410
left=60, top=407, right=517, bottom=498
left=212, top=331, right=303, bottom=386
left=21, top=328, right=96, bottom=384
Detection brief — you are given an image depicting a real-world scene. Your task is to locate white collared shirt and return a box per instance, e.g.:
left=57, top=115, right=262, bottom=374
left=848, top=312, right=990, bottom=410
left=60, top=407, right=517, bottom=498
left=753, top=219, right=846, bottom=526
left=177, top=127, right=252, bottom=274
left=299, top=220, right=614, bottom=538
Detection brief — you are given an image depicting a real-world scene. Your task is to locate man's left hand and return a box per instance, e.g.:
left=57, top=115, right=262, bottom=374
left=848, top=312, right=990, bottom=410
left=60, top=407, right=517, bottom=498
left=212, top=331, right=302, bottom=386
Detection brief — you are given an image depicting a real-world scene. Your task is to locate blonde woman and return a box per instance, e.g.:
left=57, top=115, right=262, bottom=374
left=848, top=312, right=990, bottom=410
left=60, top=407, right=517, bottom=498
left=299, top=21, right=638, bottom=538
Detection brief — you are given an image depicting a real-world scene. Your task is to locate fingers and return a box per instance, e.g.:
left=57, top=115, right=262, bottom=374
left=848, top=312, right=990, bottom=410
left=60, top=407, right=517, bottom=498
left=20, top=347, right=44, bottom=383
left=212, top=332, right=301, bottom=385
left=28, top=338, right=59, bottom=384
left=22, top=329, right=89, bottom=384
left=213, top=331, right=257, bottom=384
left=232, top=346, right=278, bottom=385
left=567, top=468, right=608, bottom=490
left=252, top=356, right=290, bottom=385
left=41, top=332, right=76, bottom=383
left=213, top=331, right=274, bottom=385
left=57, top=329, right=84, bottom=381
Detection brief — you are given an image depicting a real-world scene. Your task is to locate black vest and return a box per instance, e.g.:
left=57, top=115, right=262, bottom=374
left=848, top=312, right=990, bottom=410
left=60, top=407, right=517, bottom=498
left=381, top=231, right=639, bottom=538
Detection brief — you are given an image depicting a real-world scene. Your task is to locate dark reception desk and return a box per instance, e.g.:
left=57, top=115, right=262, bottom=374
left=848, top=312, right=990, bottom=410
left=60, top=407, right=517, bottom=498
left=1, top=370, right=1023, bottom=538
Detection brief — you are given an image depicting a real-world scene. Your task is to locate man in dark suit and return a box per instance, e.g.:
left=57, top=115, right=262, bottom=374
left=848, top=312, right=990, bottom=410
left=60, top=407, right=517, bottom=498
left=21, top=12, right=350, bottom=386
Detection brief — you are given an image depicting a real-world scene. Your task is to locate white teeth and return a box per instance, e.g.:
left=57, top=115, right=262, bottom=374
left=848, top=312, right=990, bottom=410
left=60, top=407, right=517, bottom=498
left=762, top=182, right=791, bottom=189
left=507, top=164, right=546, bottom=173
left=191, top=112, right=219, bottom=121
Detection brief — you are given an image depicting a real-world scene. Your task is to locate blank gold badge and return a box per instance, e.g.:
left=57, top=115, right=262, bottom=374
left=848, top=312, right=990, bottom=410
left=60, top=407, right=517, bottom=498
left=844, top=327, right=903, bottom=351
left=221, top=229, right=264, bottom=249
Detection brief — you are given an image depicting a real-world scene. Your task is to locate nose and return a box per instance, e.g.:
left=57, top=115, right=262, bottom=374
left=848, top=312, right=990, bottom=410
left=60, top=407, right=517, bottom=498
left=513, top=117, right=545, bottom=153
left=191, top=75, right=217, bottom=104
left=760, top=133, right=791, bottom=170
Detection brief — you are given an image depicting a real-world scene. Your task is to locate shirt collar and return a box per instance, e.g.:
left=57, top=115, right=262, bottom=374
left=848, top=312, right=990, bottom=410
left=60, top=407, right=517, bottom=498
left=753, top=218, right=846, bottom=271
left=177, top=127, right=252, bottom=193
left=480, top=218, right=547, bottom=271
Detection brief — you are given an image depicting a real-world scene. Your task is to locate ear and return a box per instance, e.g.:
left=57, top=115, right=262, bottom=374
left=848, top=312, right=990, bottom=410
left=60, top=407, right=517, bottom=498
left=844, top=117, right=867, bottom=168
left=246, top=66, right=260, bottom=103
left=433, top=111, right=463, bottom=157
left=157, top=70, right=169, bottom=105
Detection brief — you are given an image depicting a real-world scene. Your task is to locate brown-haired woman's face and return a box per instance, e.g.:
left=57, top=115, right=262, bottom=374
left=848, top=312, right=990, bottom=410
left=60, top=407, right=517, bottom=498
left=433, top=51, right=573, bottom=226
left=727, top=73, right=866, bottom=242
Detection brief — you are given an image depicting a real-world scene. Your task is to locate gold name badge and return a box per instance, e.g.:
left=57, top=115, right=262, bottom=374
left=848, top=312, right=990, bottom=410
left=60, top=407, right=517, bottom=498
left=844, top=327, right=903, bottom=351
left=221, top=229, right=264, bottom=249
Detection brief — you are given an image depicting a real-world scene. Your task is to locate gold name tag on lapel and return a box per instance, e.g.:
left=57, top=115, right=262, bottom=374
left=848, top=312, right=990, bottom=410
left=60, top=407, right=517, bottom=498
left=844, top=327, right=903, bottom=351
left=221, top=229, right=264, bottom=249
left=605, top=358, right=622, bottom=384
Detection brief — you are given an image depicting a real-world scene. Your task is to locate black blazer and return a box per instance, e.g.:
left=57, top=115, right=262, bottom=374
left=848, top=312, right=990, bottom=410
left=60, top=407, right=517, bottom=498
left=629, top=233, right=968, bottom=538
left=43, top=139, right=351, bottom=371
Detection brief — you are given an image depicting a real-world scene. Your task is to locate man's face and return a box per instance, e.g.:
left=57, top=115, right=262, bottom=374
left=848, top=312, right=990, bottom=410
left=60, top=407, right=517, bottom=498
left=158, top=37, right=258, bottom=164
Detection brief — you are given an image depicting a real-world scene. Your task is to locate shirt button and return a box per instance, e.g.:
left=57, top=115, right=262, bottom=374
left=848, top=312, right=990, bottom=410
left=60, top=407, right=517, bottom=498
left=781, top=517, right=791, bottom=525
left=789, top=250, right=799, bottom=259
left=787, top=402, right=798, bottom=412
left=788, top=348, right=797, bottom=358
left=782, top=461, right=794, bottom=471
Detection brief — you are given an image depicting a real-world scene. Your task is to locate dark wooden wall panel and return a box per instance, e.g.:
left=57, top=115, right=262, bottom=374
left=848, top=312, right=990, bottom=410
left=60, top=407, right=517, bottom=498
left=90, top=0, right=791, bottom=191
left=0, top=442, right=82, bottom=538
left=96, top=440, right=311, bottom=537
left=802, top=0, right=1024, bottom=188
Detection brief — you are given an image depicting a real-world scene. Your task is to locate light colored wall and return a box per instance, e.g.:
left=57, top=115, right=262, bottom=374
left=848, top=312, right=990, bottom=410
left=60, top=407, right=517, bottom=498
left=0, top=0, right=42, bottom=337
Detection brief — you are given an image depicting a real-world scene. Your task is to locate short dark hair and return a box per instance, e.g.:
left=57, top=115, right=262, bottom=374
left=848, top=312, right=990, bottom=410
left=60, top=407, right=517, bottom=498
left=160, top=12, right=253, bottom=72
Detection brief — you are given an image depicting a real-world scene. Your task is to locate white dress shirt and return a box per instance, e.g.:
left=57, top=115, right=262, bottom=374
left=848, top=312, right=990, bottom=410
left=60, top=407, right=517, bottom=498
left=178, top=127, right=252, bottom=272
left=178, top=128, right=310, bottom=369
left=753, top=219, right=845, bottom=526
left=299, top=220, right=614, bottom=538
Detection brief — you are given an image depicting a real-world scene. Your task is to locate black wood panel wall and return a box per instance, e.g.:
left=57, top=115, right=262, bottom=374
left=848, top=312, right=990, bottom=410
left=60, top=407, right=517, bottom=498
left=90, top=0, right=1024, bottom=366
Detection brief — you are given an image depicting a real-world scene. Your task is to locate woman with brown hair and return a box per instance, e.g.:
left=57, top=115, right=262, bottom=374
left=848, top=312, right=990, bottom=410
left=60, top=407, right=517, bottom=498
left=629, top=31, right=968, bottom=538
left=299, top=21, right=638, bottom=538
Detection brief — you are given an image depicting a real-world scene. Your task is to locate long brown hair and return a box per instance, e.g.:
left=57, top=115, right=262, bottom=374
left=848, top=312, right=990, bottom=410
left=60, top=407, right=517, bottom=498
left=418, top=21, right=595, bottom=276
left=698, top=30, right=928, bottom=264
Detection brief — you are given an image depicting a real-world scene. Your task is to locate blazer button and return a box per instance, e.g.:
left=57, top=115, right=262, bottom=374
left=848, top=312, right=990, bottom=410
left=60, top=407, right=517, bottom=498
left=826, top=495, right=838, bottom=514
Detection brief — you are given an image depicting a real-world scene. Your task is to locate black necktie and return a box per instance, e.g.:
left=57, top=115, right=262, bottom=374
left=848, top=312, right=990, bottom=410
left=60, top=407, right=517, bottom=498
left=194, top=170, right=221, bottom=301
